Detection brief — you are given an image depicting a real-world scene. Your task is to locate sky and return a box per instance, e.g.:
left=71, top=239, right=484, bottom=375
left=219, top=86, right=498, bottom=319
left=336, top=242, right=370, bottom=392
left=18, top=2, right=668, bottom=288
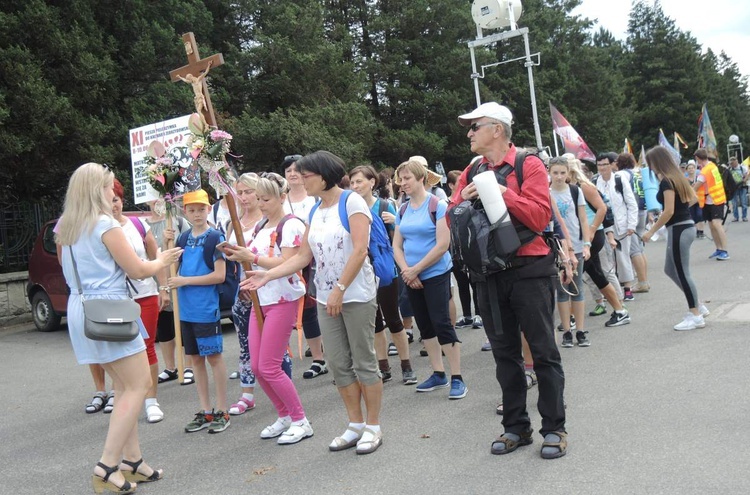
left=571, top=0, right=750, bottom=79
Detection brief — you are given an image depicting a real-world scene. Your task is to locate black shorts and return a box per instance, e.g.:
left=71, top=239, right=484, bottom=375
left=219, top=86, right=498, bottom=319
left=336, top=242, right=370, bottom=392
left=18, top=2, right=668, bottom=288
left=702, top=203, right=725, bottom=221
left=155, top=310, right=176, bottom=343
left=181, top=321, right=223, bottom=356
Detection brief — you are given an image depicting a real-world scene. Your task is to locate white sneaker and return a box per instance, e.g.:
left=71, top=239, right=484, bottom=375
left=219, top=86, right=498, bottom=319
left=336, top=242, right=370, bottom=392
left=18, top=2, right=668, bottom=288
left=674, top=314, right=705, bottom=331
left=277, top=418, right=314, bottom=445
left=699, top=305, right=710, bottom=318
left=260, top=416, right=292, bottom=439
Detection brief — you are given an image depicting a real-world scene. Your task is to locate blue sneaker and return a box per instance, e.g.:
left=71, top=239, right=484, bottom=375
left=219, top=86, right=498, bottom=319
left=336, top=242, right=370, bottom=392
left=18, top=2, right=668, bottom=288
left=708, top=250, right=722, bottom=259
left=716, top=251, right=730, bottom=261
left=415, top=373, right=449, bottom=392
left=448, top=379, right=468, bottom=400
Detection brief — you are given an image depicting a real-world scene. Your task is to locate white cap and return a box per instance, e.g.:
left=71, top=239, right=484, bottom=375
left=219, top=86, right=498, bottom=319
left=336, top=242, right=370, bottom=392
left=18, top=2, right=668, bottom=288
left=458, top=102, right=513, bottom=126
left=687, top=159, right=696, bottom=165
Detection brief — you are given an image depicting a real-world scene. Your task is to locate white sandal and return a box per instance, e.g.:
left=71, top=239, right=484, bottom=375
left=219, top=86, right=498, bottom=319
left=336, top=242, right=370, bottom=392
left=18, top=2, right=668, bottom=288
left=277, top=420, right=314, bottom=445
left=260, top=417, right=291, bottom=439
left=146, top=402, right=164, bottom=423
left=102, top=391, right=115, bottom=414
left=329, top=426, right=364, bottom=451
left=356, top=428, right=383, bottom=455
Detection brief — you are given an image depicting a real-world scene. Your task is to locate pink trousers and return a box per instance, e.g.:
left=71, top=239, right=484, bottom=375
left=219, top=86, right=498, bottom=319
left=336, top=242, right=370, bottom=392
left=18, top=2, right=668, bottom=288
left=249, top=300, right=305, bottom=421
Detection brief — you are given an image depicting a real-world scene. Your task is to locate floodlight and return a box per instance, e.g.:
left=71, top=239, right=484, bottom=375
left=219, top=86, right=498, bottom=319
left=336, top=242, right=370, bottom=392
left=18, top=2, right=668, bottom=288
left=729, top=134, right=740, bottom=144
left=471, top=0, right=523, bottom=30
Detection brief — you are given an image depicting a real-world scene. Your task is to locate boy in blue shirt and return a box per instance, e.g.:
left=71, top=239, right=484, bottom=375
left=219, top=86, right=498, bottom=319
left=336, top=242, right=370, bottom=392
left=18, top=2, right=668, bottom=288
left=168, top=189, right=230, bottom=433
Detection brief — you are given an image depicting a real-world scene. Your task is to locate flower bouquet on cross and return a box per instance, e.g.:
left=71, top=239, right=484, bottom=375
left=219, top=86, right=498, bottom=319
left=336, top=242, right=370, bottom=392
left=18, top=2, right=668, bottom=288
left=186, top=113, right=235, bottom=200
left=144, top=113, right=235, bottom=215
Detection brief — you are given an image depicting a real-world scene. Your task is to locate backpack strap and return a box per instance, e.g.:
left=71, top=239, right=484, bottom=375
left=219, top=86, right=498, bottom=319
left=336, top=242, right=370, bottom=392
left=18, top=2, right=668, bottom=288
left=309, top=199, right=322, bottom=224
left=568, top=184, right=583, bottom=240
left=338, top=190, right=353, bottom=232
left=128, top=216, right=146, bottom=241
left=376, top=198, right=388, bottom=218
left=614, top=174, right=624, bottom=197
left=397, top=195, right=439, bottom=224
left=202, top=229, right=222, bottom=271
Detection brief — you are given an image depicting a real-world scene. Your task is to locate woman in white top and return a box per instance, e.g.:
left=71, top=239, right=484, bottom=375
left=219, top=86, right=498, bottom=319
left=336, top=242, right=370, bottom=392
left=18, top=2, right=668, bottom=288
left=57, top=163, right=181, bottom=493
left=243, top=151, right=383, bottom=455
left=227, top=173, right=312, bottom=444
left=282, top=154, right=327, bottom=379
left=111, top=179, right=170, bottom=423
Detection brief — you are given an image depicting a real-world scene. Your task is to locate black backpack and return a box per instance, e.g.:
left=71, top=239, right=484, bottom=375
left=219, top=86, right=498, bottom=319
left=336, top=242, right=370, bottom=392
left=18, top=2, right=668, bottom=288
left=448, top=150, right=541, bottom=279
left=720, top=165, right=740, bottom=201
left=177, top=228, right=239, bottom=311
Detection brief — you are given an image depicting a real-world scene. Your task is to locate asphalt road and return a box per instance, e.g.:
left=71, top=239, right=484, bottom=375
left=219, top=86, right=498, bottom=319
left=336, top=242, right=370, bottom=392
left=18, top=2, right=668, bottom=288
left=2, top=220, right=749, bottom=495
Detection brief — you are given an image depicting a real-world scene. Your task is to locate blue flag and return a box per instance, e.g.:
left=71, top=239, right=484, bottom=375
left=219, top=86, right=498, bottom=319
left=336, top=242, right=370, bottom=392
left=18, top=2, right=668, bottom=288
left=658, top=129, right=681, bottom=166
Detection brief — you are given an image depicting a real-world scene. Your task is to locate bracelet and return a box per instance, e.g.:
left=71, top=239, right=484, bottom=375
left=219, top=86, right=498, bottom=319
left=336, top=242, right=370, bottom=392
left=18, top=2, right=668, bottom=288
left=583, top=241, right=592, bottom=247
left=253, top=254, right=260, bottom=265
left=159, top=285, right=170, bottom=292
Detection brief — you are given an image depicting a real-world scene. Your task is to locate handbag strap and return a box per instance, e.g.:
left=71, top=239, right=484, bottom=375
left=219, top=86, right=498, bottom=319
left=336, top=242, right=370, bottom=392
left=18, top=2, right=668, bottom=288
left=67, top=245, right=86, bottom=299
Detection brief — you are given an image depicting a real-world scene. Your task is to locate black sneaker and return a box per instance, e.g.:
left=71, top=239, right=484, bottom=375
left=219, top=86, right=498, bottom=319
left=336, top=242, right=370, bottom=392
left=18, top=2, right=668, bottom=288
left=576, top=331, right=590, bottom=347
left=381, top=369, right=392, bottom=383
left=561, top=331, right=574, bottom=348
left=406, top=329, right=414, bottom=343
left=455, top=316, right=473, bottom=328
left=623, top=289, right=635, bottom=301
left=605, top=310, right=631, bottom=327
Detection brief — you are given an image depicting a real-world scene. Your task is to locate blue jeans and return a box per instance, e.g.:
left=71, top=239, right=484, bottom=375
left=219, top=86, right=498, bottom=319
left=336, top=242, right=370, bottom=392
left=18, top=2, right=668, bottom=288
left=732, top=187, right=748, bottom=220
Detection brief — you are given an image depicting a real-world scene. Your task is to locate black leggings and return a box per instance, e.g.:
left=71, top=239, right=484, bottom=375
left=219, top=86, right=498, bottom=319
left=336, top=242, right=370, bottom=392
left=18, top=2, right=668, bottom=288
left=452, top=264, right=479, bottom=318
left=375, top=280, right=404, bottom=334
left=583, top=229, right=609, bottom=290
left=407, top=271, right=460, bottom=345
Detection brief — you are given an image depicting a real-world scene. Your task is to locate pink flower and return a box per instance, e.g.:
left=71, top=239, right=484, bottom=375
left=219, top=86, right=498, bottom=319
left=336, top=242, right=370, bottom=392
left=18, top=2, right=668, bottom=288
left=210, top=130, right=232, bottom=141
left=154, top=174, right=165, bottom=185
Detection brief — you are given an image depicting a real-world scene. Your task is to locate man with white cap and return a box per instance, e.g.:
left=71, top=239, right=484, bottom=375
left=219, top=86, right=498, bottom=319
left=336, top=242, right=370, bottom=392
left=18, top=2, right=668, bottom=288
left=449, top=102, right=567, bottom=459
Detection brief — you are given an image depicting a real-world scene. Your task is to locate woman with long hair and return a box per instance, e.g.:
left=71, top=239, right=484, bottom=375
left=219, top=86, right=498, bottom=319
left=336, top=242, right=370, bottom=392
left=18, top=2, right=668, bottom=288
left=548, top=158, right=591, bottom=347
left=57, top=163, right=181, bottom=493
left=349, top=165, right=415, bottom=384
left=243, top=151, right=383, bottom=454
left=567, top=159, right=630, bottom=327
left=642, top=146, right=709, bottom=330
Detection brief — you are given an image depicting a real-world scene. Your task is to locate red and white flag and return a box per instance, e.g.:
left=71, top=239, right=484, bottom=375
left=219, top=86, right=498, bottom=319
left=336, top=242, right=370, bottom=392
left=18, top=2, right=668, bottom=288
left=549, top=103, right=596, bottom=162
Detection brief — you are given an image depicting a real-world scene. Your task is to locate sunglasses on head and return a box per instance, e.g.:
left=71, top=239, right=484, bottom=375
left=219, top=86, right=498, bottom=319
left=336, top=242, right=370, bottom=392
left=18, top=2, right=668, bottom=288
left=548, top=157, right=569, bottom=166
left=284, top=154, right=302, bottom=162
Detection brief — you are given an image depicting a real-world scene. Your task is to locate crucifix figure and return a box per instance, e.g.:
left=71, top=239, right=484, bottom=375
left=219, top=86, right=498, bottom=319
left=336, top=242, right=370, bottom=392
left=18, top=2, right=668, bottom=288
left=169, top=32, right=224, bottom=127
left=177, top=60, right=213, bottom=116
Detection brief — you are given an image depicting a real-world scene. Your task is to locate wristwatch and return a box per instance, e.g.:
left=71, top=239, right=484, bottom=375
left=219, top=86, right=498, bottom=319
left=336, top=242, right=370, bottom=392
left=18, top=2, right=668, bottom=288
left=335, top=282, right=347, bottom=292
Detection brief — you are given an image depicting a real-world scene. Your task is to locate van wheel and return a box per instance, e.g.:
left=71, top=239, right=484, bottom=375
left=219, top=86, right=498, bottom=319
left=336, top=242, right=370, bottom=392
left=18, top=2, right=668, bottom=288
left=32, top=291, right=61, bottom=332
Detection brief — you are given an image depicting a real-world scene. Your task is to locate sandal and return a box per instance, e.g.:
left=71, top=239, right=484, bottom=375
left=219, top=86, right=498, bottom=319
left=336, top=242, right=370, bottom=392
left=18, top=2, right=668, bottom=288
left=92, top=462, right=135, bottom=494
left=329, top=426, right=364, bottom=452
left=146, top=402, right=164, bottom=423
left=103, top=392, right=115, bottom=414
left=303, top=361, right=328, bottom=379
left=540, top=431, right=568, bottom=459
left=229, top=397, right=255, bottom=416
left=86, top=391, right=108, bottom=414
left=180, top=368, right=195, bottom=386
left=525, top=370, right=537, bottom=389
left=260, top=417, right=291, bottom=439
left=120, top=458, right=163, bottom=483
left=356, top=427, right=383, bottom=455
left=490, top=429, right=533, bottom=455
left=157, top=368, right=178, bottom=383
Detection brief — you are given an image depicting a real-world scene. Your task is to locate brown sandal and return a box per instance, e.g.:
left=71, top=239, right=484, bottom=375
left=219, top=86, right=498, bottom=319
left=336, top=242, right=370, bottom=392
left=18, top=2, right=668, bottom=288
left=490, top=429, right=533, bottom=455
left=540, top=432, right=567, bottom=459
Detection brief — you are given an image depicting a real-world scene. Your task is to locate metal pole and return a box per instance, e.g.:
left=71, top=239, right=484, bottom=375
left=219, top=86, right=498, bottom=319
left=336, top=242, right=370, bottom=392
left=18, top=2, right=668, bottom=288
left=553, top=130, right=559, bottom=157
left=470, top=24, right=483, bottom=106
left=523, top=31, right=543, bottom=150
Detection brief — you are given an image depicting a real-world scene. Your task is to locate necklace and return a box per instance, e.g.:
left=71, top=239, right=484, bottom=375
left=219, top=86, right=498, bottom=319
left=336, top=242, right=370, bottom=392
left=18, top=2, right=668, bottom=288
left=320, top=204, right=334, bottom=223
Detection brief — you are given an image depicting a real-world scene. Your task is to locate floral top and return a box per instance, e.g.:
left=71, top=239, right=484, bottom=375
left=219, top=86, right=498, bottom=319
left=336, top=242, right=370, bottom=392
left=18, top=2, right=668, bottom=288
left=248, top=217, right=307, bottom=307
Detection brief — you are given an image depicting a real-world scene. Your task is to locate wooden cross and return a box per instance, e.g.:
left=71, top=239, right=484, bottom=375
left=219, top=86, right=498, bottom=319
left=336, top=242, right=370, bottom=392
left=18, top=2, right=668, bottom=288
left=169, top=33, right=224, bottom=127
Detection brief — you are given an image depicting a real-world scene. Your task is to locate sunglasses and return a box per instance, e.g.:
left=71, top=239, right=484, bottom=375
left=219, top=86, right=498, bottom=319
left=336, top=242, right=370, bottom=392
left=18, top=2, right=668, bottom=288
left=284, top=154, right=302, bottom=162
left=469, top=122, right=496, bottom=133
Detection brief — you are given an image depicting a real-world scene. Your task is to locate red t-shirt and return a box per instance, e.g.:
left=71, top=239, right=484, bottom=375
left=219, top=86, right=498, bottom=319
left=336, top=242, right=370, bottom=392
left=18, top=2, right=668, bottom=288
left=449, top=145, right=551, bottom=257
